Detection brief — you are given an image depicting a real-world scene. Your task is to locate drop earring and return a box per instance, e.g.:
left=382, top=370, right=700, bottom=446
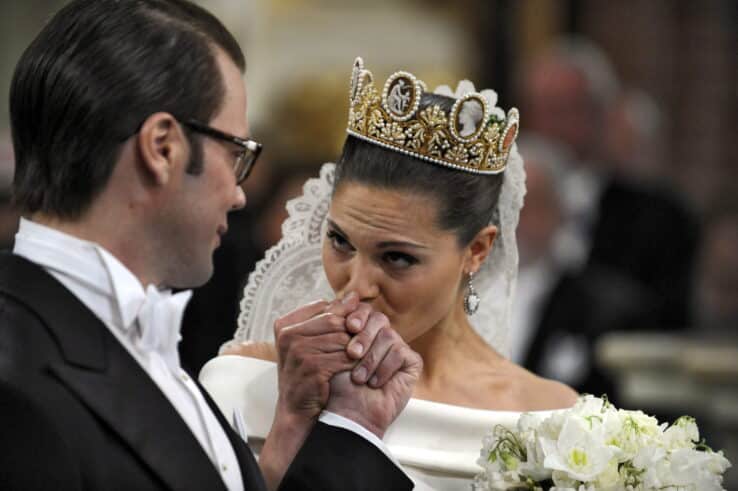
left=463, top=271, right=480, bottom=315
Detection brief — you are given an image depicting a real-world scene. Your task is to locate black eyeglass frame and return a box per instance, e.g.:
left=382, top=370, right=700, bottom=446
left=182, top=119, right=262, bottom=184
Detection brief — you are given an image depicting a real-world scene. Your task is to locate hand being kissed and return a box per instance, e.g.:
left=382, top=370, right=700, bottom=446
left=226, top=292, right=422, bottom=488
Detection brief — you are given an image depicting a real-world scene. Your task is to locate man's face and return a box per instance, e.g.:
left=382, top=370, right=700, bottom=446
left=523, top=60, right=597, bottom=160
left=159, top=49, right=248, bottom=288
left=517, top=159, right=562, bottom=265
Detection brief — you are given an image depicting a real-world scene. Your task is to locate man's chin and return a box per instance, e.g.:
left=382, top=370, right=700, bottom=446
left=168, top=261, right=214, bottom=290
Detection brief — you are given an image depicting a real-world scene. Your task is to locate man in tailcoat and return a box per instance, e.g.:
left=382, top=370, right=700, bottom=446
left=0, top=1, right=421, bottom=489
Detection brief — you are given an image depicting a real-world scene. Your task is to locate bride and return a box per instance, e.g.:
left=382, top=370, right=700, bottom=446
left=201, top=58, right=577, bottom=489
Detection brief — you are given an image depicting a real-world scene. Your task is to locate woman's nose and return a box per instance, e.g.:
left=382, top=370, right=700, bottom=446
left=344, top=257, right=380, bottom=302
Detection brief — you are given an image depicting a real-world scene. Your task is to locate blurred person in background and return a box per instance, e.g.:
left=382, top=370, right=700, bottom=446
left=693, top=196, right=738, bottom=340
left=514, top=135, right=647, bottom=400
left=604, top=89, right=665, bottom=182
left=254, top=165, right=320, bottom=252
left=518, top=37, right=700, bottom=399
left=511, top=134, right=568, bottom=365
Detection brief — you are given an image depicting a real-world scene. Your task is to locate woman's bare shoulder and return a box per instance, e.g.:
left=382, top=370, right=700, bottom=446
left=220, top=341, right=278, bottom=362
left=504, top=362, right=578, bottom=410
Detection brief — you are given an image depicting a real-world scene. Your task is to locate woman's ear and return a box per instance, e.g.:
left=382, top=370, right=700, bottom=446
left=463, top=225, right=497, bottom=274
left=136, top=112, right=188, bottom=186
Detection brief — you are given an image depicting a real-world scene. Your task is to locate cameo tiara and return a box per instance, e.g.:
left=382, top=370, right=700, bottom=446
left=346, top=57, right=519, bottom=175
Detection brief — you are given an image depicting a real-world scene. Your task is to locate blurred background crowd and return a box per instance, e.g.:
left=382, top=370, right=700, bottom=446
left=1, top=0, right=736, bottom=483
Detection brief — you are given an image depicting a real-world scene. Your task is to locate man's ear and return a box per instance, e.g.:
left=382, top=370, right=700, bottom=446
left=463, top=225, right=497, bottom=274
left=136, top=112, right=188, bottom=186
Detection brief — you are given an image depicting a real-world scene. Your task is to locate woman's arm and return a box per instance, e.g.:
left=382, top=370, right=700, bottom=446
left=221, top=341, right=278, bottom=362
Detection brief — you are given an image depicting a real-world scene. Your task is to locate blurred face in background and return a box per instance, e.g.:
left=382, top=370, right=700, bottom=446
left=522, top=60, right=599, bottom=162
left=517, top=158, right=562, bottom=266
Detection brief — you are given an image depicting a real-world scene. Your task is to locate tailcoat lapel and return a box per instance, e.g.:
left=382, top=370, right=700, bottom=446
left=196, top=377, right=266, bottom=490
left=0, top=254, right=226, bottom=491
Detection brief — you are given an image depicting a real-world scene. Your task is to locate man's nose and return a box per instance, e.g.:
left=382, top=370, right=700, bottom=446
left=232, top=185, right=246, bottom=210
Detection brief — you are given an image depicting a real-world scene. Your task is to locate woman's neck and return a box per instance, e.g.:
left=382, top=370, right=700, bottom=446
left=409, top=304, right=506, bottom=399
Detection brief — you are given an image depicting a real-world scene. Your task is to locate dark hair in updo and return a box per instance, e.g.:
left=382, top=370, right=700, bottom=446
left=334, top=93, right=504, bottom=246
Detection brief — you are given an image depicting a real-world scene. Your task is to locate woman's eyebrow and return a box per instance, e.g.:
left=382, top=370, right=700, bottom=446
left=376, top=240, right=429, bottom=250
left=326, top=219, right=349, bottom=238
left=328, top=218, right=428, bottom=250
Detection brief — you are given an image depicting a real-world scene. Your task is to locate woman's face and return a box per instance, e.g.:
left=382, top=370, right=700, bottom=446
left=322, top=182, right=467, bottom=343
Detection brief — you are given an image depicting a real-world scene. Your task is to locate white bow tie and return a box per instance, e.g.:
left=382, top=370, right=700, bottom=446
left=135, top=285, right=193, bottom=373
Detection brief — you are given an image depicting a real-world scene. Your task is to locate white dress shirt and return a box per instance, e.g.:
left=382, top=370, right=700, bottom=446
left=13, top=218, right=244, bottom=491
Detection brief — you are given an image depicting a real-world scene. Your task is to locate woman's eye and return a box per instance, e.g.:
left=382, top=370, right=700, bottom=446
left=383, top=252, right=418, bottom=269
left=327, top=230, right=353, bottom=252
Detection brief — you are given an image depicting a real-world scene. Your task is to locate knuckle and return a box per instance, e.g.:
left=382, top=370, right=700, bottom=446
left=326, top=314, right=345, bottom=330
left=356, top=302, right=372, bottom=315
left=370, top=311, right=390, bottom=327
left=409, top=348, right=424, bottom=367
left=336, top=332, right=351, bottom=346
left=377, top=326, right=396, bottom=344
left=276, top=332, right=290, bottom=352
left=360, top=350, right=376, bottom=368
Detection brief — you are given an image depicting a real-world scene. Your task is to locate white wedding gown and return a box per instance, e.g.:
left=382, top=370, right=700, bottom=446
left=200, top=356, right=550, bottom=491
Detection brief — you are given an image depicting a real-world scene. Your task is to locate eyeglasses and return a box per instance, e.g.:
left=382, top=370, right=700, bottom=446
left=182, top=119, right=262, bottom=184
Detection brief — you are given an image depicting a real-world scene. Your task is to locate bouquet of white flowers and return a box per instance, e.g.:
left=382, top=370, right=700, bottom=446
left=473, top=395, right=731, bottom=491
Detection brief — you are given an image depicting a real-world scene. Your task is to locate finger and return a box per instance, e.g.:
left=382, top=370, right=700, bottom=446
left=373, top=343, right=423, bottom=388
left=309, top=331, right=352, bottom=354
left=346, top=311, right=387, bottom=360
left=351, top=321, right=397, bottom=384
left=287, top=344, right=355, bottom=376
left=322, top=291, right=360, bottom=318
left=368, top=343, right=405, bottom=388
left=277, top=314, right=349, bottom=360
left=401, top=345, right=424, bottom=380
left=274, top=300, right=330, bottom=336
left=322, top=351, right=356, bottom=375
left=345, top=302, right=373, bottom=336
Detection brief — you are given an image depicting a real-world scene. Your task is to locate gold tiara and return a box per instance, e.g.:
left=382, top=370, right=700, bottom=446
left=346, top=57, right=519, bottom=175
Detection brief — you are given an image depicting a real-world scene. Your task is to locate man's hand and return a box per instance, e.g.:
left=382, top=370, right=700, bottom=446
left=326, top=312, right=423, bottom=439
left=260, top=293, right=374, bottom=489
left=273, top=293, right=374, bottom=420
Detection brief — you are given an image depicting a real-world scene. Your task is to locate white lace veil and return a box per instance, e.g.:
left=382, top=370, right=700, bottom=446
left=228, top=83, right=526, bottom=358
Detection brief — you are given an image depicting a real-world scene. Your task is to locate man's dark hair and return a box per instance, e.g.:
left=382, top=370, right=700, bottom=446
left=10, top=0, right=245, bottom=219
left=335, top=93, right=504, bottom=247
